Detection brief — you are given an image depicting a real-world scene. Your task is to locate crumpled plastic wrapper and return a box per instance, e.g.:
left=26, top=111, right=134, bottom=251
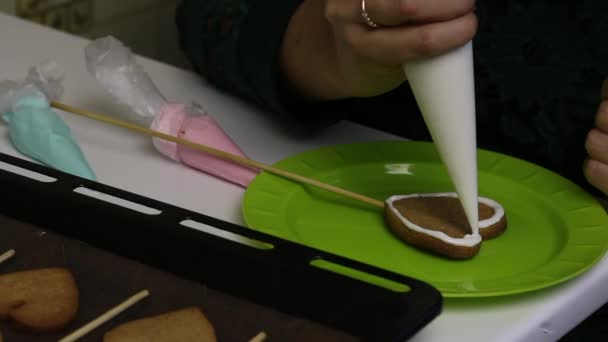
left=0, top=60, right=64, bottom=115
left=85, top=36, right=167, bottom=126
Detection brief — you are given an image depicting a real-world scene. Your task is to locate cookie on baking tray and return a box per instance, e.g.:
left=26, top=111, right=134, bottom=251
left=104, top=307, right=217, bottom=342
left=385, top=193, right=507, bottom=259
left=0, top=268, right=79, bottom=331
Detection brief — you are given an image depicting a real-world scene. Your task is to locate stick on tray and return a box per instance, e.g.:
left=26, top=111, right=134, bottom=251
left=50, top=102, right=385, bottom=208
left=0, top=249, right=15, bottom=265
left=58, top=289, right=150, bottom=342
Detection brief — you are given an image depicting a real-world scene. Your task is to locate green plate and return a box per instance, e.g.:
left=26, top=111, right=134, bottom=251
left=242, top=141, right=608, bottom=297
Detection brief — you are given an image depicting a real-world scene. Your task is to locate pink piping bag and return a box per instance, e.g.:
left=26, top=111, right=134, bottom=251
left=84, top=36, right=258, bottom=187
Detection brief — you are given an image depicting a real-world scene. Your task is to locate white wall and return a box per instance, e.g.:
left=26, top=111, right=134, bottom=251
left=3, top=0, right=191, bottom=69
left=86, top=0, right=191, bottom=69
left=0, top=2, right=15, bottom=13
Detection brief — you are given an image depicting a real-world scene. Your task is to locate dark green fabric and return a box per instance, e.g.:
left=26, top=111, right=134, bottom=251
left=175, top=0, right=258, bottom=100
left=175, top=1, right=608, bottom=339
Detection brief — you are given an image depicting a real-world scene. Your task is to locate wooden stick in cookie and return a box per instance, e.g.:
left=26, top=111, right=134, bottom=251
left=51, top=102, right=385, bottom=208
left=51, top=102, right=510, bottom=259
left=59, top=289, right=150, bottom=342
left=0, top=249, right=15, bottom=265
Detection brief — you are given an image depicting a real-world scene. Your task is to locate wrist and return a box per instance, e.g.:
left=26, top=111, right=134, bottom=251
left=279, top=0, right=348, bottom=102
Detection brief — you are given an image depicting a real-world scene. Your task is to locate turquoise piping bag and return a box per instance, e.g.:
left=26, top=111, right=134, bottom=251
left=1, top=85, right=96, bottom=181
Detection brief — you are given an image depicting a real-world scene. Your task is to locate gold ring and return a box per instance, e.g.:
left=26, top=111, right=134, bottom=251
left=361, top=0, right=380, bottom=28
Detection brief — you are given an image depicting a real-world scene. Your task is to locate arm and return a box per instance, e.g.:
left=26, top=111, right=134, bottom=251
left=176, top=0, right=477, bottom=108
left=176, top=1, right=607, bottom=195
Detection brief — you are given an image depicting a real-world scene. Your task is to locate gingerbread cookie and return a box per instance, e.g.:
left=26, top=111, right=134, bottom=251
left=385, top=193, right=507, bottom=259
left=0, top=268, right=79, bottom=331
left=103, top=307, right=217, bottom=342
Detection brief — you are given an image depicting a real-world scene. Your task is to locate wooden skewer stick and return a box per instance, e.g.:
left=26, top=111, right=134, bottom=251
left=58, top=289, right=150, bottom=342
left=0, top=249, right=15, bottom=264
left=51, top=101, right=385, bottom=208
left=249, top=331, right=268, bottom=342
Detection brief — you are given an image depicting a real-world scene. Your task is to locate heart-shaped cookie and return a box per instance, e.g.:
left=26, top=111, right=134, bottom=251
left=0, top=268, right=79, bottom=331
left=385, top=193, right=507, bottom=259
left=104, top=307, right=217, bottom=342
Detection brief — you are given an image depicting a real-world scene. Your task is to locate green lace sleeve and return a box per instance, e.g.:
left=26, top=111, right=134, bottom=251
left=176, top=0, right=255, bottom=99
left=175, top=0, right=305, bottom=112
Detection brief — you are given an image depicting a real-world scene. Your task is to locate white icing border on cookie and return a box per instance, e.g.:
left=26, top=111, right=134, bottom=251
left=385, top=193, right=505, bottom=247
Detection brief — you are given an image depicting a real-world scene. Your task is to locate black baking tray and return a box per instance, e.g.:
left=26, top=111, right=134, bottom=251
left=0, top=152, right=442, bottom=341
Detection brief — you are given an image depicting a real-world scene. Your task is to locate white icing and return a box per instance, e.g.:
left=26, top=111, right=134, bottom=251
left=403, top=42, right=479, bottom=235
left=385, top=193, right=505, bottom=247
left=477, top=196, right=505, bottom=230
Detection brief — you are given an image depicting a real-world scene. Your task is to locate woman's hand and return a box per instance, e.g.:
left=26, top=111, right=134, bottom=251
left=280, top=0, right=477, bottom=101
left=584, top=80, right=608, bottom=195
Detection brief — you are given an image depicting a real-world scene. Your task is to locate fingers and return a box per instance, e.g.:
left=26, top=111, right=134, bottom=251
left=586, top=128, right=608, bottom=165
left=585, top=101, right=608, bottom=195
left=325, top=0, right=478, bottom=65
left=584, top=159, right=608, bottom=194
left=596, top=100, right=608, bottom=132
left=326, top=0, right=476, bottom=26
left=343, top=12, right=477, bottom=64
left=367, top=0, right=476, bottom=26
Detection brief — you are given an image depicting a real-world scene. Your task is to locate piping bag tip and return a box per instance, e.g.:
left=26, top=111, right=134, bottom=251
left=403, top=41, right=479, bottom=233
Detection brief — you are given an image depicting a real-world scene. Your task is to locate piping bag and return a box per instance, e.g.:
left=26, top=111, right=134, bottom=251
left=84, top=36, right=258, bottom=187
left=0, top=62, right=96, bottom=180
left=403, top=42, right=479, bottom=236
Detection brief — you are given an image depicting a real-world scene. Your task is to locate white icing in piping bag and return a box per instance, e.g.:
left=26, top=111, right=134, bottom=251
left=403, top=41, right=479, bottom=235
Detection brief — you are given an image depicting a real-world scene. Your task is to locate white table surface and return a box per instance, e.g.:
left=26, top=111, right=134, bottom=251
left=0, top=13, right=606, bottom=342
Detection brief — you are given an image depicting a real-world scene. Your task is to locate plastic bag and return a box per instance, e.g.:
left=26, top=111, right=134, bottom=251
left=85, top=36, right=258, bottom=187
left=85, top=36, right=166, bottom=126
